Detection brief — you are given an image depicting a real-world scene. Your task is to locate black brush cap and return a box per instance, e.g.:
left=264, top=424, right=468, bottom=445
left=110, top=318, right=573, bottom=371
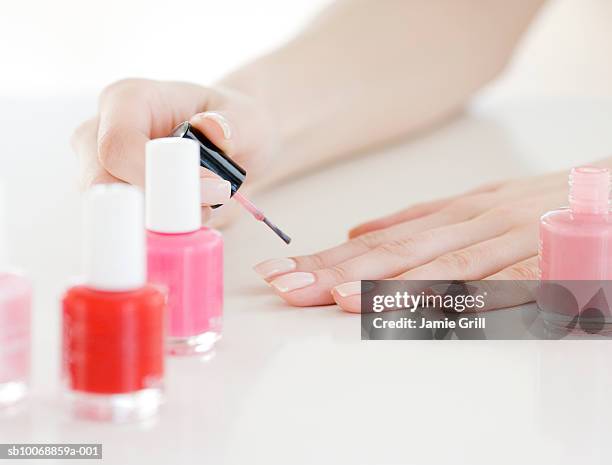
left=170, top=121, right=246, bottom=207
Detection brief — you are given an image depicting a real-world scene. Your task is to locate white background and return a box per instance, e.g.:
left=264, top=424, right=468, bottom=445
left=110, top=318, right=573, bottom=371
left=0, top=0, right=329, bottom=98
left=0, top=0, right=611, bottom=101
left=2, top=2, right=612, bottom=464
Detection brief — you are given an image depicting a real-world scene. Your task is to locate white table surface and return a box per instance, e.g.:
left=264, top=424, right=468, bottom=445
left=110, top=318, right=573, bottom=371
left=1, top=96, right=612, bottom=464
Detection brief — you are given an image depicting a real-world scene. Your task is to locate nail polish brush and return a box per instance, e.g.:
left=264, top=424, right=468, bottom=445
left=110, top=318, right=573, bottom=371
left=170, top=121, right=291, bottom=244
left=232, top=191, right=291, bottom=244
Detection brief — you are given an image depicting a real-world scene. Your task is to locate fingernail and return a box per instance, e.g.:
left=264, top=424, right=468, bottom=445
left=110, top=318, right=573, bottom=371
left=254, top=258, right=296, bottom=279
left=192, top=111, right=232, bottom=139
left=333, top=281, right=362, bottom=298
left=200, top=178, right=231, bottom=205
left=270, top=272, right=315, bottom=293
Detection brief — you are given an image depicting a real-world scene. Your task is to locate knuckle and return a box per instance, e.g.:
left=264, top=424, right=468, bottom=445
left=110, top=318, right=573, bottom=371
left=488, top=205, right=516, bottom=219
left=377, top=236, right=418, bottom=257
left=486, top=202, right=528, bottom=223
left=308, top=253, right=327, bottom=270
left=353, top=231, right=386, bottom=250
left=324, top=264, right=349, bottom=283
left=445, top=193, right=496, bottom=219
left=506, top=263, right=538, bottom=280
left=436, top=250, right=474, bottom=271
left=443, top=197, right=481, bottom=219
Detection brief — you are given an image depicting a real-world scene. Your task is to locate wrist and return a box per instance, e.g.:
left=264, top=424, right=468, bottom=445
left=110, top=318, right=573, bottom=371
left=217, top=52, right=309, bottom=188
left=217, top=53, right=280, bottom=130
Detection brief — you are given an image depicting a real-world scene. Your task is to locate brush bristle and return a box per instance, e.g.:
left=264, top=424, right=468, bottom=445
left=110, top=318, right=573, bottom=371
left=263, top=218, right=292, bottom=245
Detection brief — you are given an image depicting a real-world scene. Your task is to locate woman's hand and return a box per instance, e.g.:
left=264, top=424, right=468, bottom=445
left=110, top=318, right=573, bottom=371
left=254, top=171, right=577, bottom=312
left=71, top=78, right=275, bottom=223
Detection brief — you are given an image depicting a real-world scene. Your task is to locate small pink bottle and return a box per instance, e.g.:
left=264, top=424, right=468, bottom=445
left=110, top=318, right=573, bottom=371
left=539, top=166, right=612, bottom=329
left=146, top=138, right=223, bottom=355
left=0, top=188, right=31, bottom=408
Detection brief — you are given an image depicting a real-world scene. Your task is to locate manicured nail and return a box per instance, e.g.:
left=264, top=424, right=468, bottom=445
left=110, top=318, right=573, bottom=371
left=254, top=258, right=296, bottom=279
left=270, top=272, right=315, bottom=293
left=200, top=178, right=231, bottom=205
left=192, top=111, right=232, bottom=139
left=333, top=281, right=362, bottom=298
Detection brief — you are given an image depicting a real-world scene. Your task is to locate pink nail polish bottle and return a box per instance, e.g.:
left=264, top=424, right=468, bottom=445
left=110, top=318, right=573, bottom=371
left=540, top=167, right=612, bottom=279
left=539, top=166, right=612, bottom=328
left=146, top=138, right=223, bottom=356
left=0, top=188, right=31, bottom=408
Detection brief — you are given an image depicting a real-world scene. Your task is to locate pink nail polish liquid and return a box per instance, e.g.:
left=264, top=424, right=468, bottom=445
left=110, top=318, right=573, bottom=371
left=539, top=166, right=612, bottom=330
left=146, top=138, right=223, bottom=355
left=0, top=188, right=31, bottom=408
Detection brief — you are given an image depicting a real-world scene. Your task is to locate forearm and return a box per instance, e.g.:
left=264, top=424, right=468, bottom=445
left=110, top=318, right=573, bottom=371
left=221, top=0, right=546, bottom=186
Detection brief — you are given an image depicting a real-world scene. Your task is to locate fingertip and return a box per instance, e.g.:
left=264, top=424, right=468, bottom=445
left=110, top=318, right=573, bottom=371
left=191, top=111, right=232, bottom=139
left=190, top=111, right=234, bottom=154
left=253, top=258, right=297, bottom=280
left=200, top=177, right=231, bottom=206
left=336, top=298, right=362, bottom=313
left=331, top=282, right=362, bottom=313
left=268, top=272, right=334, bottom=307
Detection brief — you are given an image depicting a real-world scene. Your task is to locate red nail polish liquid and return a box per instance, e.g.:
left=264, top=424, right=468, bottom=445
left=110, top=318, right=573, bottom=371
left=62, top=184, right=165, bottom=422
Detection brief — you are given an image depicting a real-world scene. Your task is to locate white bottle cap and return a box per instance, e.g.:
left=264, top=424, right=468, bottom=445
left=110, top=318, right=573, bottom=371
left=145, top=138, right=201, bottom=233
left=83, top=184, right=146, bottom=291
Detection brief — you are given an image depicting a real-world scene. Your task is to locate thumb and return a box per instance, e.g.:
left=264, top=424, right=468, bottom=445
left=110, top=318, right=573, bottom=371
left=190, top=111, right=236, bottom=208
left=190, top=111, right=235, bottom=161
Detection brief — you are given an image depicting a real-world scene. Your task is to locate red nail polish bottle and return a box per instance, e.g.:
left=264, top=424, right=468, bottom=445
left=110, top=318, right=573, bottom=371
left=62, top=184, right=165, bottom=422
